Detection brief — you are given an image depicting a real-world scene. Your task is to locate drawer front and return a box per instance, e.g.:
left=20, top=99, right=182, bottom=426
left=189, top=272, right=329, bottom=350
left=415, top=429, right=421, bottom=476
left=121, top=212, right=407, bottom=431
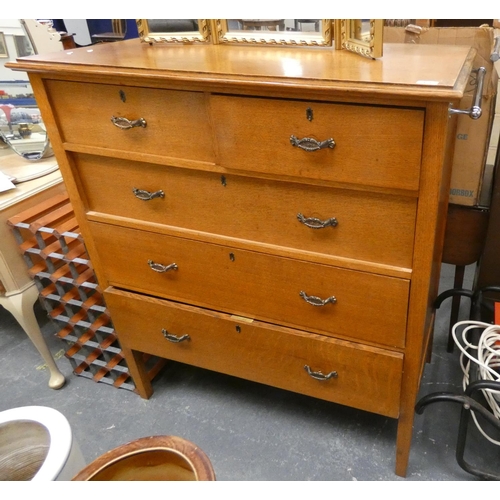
left=45, top=80, right=215, bottom=162
left=104, top=288, right=403, bottom=418
left=90, top=222, right=409, bottom=348
left=211, top=95, right=424, bottom=191
left=76, top=154, right=417, bottom=268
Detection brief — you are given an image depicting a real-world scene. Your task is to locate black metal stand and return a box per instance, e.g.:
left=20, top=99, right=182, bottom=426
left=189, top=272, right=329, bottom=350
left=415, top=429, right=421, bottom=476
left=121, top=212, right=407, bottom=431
left=416, top=380, right=500, bottom=480
left=416, top=287, right=500, bottom=480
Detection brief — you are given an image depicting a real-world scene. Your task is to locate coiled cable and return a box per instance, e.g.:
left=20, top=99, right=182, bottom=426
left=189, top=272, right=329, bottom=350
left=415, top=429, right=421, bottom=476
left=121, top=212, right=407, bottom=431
left=451, top=320, right=500, bottom=445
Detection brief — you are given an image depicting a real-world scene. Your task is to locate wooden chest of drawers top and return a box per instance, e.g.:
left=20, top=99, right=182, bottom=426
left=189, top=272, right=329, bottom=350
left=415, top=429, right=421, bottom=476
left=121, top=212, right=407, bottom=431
left=12, top=40, right=473, bottom=100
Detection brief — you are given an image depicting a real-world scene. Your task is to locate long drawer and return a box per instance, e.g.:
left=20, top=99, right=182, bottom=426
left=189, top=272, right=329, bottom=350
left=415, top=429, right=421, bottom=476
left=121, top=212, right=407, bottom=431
left=75, top=154, right=417, bottom=269
left=104, top=287, right=403, bottom=417
left=90, top=222, right=409, bottom=348
left=44, top=80, right=215, bottom=162
left=211, top=95, right=424, bottom=191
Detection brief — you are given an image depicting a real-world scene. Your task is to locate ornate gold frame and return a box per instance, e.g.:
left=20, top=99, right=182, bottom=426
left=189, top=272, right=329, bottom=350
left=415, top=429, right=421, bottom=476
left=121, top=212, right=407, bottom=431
left=339, top=19, right=383, bottom=58
left=136, top=19, right=211, bottom=44
left=212, top=19, right=332, bottom=46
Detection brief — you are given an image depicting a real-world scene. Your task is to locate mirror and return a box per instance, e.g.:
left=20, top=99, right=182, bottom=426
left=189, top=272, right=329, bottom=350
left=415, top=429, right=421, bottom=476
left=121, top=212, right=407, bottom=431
left=0, top=105, right=53, bottom=160
left=213, top=19, right=332, bottom=46
left=136, top=19, right=211, bottom=44
left=0, top=21, right=53, bottom=160
left=339, top=19, right=383, bottom=58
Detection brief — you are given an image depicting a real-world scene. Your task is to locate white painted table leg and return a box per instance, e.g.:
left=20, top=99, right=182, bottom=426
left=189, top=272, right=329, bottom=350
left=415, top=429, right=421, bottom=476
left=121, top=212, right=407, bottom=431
left=0, top=283, right=66, bottom=389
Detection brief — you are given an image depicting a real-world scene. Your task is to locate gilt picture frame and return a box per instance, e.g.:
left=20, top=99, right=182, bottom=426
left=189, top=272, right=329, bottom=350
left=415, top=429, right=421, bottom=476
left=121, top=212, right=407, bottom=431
left=339, top=19, right=384, bottom=59
left=136, top=19, right=211, bottom=44
left=212, top=19, right=333, bottom=47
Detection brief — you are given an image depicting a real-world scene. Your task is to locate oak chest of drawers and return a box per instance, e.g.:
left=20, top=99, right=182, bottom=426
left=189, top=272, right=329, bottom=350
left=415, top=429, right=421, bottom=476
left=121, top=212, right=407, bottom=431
left=10, top=40, right=475, bottom=477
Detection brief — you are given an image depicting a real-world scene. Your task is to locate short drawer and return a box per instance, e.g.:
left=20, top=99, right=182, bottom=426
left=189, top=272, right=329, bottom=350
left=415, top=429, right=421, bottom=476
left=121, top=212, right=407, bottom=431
left=45, top=80, right=215, bottom=162
left=104, top=287, right=403, bottom=418
left=75, top=154, right=417, bottom=269
left=90, top=222, right=409, bottom=348
left=211, top=95, right=424, bottom=191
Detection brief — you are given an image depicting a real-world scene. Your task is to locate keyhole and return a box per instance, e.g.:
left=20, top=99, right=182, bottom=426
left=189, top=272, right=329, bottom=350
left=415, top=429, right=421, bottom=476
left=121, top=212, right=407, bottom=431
left=306, top=108, right=313, bottom=121
left=119, top=90, right=126, bottom=102
left=221, top=175, right=227, bottom=187
left=229, top=253, right=235, bottom=262
left=236, top=325, right=241, bottom=333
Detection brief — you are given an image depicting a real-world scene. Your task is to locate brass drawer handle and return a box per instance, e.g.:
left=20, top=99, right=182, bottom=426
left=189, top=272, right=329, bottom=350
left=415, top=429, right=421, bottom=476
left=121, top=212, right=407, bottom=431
left=304, top=365, right=338, bottom=381
left=297, top=213, right=338, bottom=229
left=132, top=188, right=165, bottom=201
left=148, top=260, right=178, bottom=273
left=111, top=116, right=147, bottom=129
left=300, top=291, right=336, bottom=306
left=290, top=135, right=335, bottom=151
left=162, top=329, right=190, bottom=343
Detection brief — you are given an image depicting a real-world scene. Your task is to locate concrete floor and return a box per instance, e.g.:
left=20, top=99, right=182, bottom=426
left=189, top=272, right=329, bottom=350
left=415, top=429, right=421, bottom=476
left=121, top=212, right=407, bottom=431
left=1, top=263, right=499, bottom=481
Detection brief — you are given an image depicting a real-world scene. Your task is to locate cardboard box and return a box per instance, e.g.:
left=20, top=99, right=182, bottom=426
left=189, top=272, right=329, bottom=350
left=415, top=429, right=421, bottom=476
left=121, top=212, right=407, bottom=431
left=451, top=87, right=497, bottom=206
left=385, top=26, right=499, bottom=206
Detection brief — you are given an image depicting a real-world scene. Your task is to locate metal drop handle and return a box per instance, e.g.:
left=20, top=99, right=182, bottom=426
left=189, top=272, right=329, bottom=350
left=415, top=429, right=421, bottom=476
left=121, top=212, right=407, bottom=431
left=449, top=67, right=486, bottom=120
left=304, top=365, right=338, bottom=381
left=300, top=291, right=336, bottom=306
left=111, top=116, right=147, bottom=129
left=148, top=260, right=178, bottom=273
left=162, top=329, right=190, bottom=343
left=297, top=213, right=338, bottom=229
left=132, top=188, right=164, bottom=201
left=290, top=135, right=335, bottom=151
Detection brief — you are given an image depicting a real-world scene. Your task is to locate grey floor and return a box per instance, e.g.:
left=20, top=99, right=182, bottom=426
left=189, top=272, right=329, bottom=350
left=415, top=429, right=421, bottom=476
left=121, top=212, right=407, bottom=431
left=1, top=263, right=499, bottom=481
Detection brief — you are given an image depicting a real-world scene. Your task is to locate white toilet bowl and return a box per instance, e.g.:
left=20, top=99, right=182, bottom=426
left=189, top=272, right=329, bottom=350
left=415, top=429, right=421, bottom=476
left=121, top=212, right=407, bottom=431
left=0, top=406, right=86, bottom=480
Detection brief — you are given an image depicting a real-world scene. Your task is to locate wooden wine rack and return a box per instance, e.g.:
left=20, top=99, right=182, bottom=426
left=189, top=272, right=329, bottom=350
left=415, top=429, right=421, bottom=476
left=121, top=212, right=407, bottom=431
left=7, top=192, right=165, bottom=391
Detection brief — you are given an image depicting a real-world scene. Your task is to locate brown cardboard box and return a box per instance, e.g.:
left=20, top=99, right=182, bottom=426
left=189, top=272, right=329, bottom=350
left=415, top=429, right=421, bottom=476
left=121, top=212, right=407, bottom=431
left=450, top=85, right=497, bottom=206
left=384, top=26, right=499, bottom=206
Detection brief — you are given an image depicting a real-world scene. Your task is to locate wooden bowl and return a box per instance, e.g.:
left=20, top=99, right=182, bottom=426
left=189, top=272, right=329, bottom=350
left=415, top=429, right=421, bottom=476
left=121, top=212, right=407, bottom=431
left=72, top=435, right=215, bottom=481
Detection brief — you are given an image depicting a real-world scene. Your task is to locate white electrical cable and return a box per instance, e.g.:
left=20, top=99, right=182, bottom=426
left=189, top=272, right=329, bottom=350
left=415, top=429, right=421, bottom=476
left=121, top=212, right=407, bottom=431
left=451, top=320, right=500, bottom=445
